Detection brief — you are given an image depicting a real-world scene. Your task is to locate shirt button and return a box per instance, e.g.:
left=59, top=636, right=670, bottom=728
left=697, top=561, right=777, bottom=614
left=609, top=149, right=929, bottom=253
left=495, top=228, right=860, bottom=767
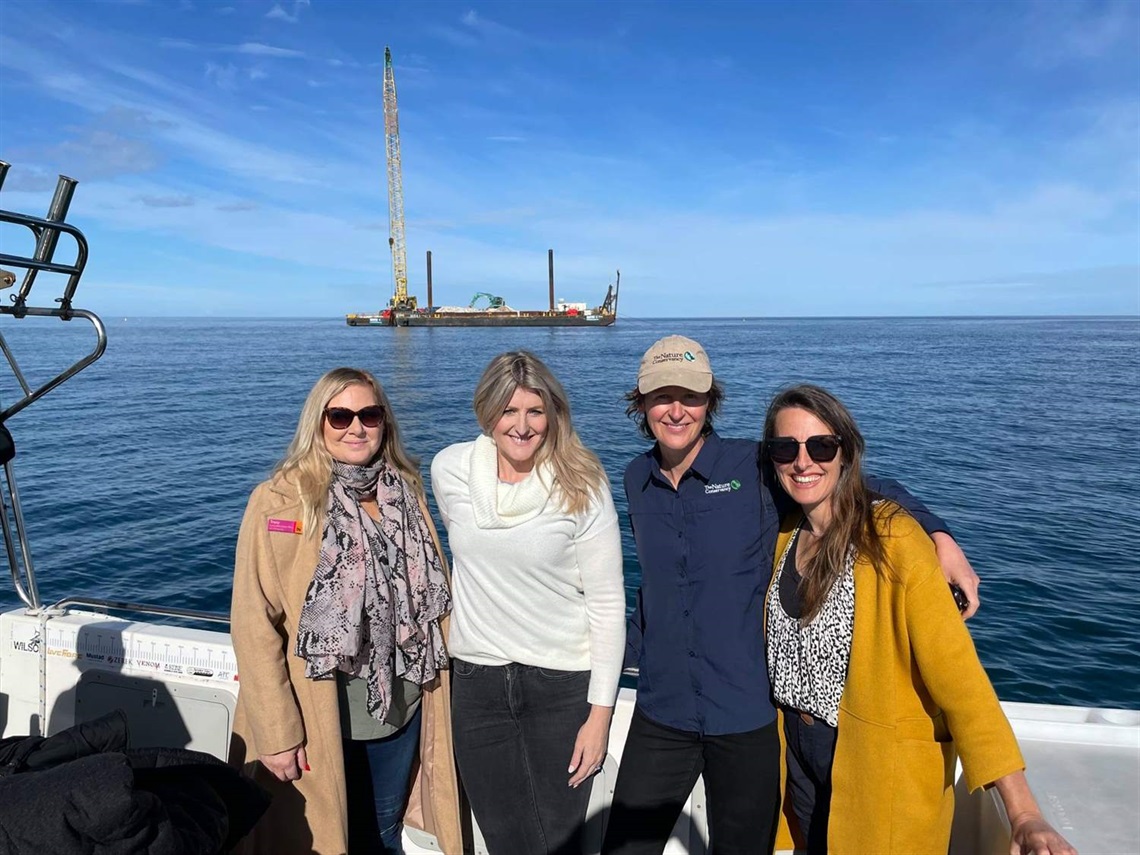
left=683, top=610, right=690, bottom=617
left=696, top=689, right=702, bottom=696
left=688, top=651, right=695, bottom=658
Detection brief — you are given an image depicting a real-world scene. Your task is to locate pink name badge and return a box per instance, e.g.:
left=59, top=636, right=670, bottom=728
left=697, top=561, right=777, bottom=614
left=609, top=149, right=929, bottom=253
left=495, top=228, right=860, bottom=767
left=267, top=518, right=302, bottom=535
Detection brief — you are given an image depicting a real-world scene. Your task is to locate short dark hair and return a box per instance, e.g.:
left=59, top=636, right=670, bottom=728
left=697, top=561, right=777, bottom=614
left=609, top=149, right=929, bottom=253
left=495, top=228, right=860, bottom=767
left=624, top=379, right=725, bottom=442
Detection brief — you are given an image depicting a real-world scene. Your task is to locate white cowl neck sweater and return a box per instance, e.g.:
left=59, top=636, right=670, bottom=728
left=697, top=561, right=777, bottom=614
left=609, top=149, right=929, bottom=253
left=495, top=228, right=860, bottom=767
left=430, top=436, right=625, bottom=706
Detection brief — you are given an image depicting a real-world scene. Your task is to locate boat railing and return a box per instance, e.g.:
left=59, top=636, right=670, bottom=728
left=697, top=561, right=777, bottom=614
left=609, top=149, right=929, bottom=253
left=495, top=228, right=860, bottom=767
left=48, top=596, right=231, bottom=626
left=0, top=162, right=107, bottom=611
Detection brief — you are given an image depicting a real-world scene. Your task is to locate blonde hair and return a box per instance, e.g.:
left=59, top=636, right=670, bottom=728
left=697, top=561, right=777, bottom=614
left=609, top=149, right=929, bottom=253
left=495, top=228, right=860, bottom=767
left=473, top=351, right=607, bottom=516
left=274, top=367, right=423, bottom=534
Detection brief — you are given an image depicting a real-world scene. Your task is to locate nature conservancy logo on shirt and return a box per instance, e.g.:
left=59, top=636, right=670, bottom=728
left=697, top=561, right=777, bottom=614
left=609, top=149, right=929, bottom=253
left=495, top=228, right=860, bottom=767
left=705, top=479, right=742, bottom=495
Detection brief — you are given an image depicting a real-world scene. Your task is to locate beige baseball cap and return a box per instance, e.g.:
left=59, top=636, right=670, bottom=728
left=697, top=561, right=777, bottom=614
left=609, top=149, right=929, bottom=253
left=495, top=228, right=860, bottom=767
left=637, top=335, right=713, bottom=394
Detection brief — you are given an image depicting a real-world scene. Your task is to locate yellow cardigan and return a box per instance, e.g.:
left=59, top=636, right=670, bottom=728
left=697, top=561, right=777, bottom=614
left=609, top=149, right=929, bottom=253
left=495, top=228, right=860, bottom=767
left=768, top=505, right=1024, bottom=855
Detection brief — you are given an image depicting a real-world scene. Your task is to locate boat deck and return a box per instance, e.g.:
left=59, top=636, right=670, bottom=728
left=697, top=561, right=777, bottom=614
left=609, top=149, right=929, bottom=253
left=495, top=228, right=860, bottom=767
left=2, top=607, right=1136, bottom=854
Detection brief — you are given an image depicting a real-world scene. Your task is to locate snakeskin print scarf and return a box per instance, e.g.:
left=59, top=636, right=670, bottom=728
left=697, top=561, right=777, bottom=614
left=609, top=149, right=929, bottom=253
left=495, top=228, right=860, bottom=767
left=295, top=459, right=451, bottom=722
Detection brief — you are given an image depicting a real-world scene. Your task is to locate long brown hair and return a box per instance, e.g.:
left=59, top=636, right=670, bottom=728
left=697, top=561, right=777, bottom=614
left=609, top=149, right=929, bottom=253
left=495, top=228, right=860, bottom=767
left=274, top=367, right=423, bottom=534
left=473, top=351, right=607, bottom=516
left=761, top=384, right=893, bottom=623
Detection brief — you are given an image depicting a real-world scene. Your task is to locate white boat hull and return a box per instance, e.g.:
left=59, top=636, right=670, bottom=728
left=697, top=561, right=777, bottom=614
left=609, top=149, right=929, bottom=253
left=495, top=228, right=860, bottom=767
left=3, top=607, right=1136, bottom=854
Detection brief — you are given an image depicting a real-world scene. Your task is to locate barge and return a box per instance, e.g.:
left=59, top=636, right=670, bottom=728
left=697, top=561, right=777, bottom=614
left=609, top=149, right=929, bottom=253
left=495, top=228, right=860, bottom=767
left=346, top=249, right=619, bottom=328
left=347, top=49, right=619, bottom=329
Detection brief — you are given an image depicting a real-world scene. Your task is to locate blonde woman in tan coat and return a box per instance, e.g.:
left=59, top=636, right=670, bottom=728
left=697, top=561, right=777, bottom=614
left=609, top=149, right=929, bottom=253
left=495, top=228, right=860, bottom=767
left=230, top=367, right=462, bottom=855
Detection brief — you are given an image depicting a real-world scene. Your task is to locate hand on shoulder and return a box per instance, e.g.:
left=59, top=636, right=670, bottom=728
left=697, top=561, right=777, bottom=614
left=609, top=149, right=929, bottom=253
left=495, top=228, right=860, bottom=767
left=931, top=531, right=981, bottom=619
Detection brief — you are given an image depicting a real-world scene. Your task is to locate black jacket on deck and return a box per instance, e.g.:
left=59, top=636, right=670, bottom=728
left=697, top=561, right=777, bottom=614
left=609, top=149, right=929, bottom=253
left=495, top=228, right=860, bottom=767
left=0, top=710, right=269, bottom=855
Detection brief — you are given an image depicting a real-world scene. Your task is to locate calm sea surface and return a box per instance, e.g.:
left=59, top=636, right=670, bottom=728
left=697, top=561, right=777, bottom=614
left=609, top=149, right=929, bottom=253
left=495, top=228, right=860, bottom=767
left=2, top=316, right=1138, bottom=709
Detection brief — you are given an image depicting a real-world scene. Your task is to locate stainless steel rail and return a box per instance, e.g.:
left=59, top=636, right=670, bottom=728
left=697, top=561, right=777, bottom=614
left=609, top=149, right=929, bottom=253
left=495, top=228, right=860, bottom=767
left=2, top=459, right=40, bottom=609
left=0, top=162, right=106, bottom=611
left=49, top=597, right=231, bottom=626
left=0, top=309, right=107, bottom=423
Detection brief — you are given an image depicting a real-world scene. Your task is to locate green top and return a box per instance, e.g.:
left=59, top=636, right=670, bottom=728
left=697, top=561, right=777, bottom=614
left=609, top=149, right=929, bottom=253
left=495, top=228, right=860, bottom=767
left=337, top=673, right=422, bottom=740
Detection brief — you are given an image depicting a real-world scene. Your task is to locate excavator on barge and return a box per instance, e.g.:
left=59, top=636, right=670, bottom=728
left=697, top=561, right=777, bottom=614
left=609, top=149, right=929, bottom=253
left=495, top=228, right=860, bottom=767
left=345, top=48, right=619, bottom=329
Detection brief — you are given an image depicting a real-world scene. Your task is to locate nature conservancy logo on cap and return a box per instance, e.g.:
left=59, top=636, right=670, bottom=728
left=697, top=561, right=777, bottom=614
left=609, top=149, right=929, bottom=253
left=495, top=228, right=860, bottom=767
left=637, top=335, right=714, bottom=394
left=705, top=479, right=742, bottom=495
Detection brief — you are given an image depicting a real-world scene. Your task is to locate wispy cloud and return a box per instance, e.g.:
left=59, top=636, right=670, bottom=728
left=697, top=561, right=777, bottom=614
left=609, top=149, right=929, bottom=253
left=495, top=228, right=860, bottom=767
left=0, top=168, right=58, bottom=193
left=237, top=42, right=303, bottom=58
left=1, top=38, right=333, bottom=187
left=46, top=131, right=161, bottom=179
left=1018, top=0, right=1137, bottom=67
left=159, top=37, right=304, bottom=59
left=461, top=9, right=528, bottom=43
left=266, top=0, right=310, bottom=24
left=158, top=37, right=307, bottom=63
left=428, top=9, right=536, bottom=51
left=216, top=201, right=259, bottom=212
left=205, top=62, right=238, bottom=89
left=10, top=108, right=170, bottom=181
left=137, top=194, right=196, bottom=208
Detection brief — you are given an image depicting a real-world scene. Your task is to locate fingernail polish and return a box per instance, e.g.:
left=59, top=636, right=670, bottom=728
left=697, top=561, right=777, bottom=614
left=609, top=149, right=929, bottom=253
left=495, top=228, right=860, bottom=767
left=304, top=763, right=311, bottom=771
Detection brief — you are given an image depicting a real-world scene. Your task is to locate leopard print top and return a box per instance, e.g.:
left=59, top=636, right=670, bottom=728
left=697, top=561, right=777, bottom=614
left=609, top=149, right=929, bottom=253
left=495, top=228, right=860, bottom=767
left=765, top=521, right=855, bottom=727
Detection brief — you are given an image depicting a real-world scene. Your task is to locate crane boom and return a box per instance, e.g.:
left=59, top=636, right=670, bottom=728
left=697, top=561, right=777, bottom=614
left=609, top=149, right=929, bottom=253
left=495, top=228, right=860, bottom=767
left=382, top=47, right=415, bottom=310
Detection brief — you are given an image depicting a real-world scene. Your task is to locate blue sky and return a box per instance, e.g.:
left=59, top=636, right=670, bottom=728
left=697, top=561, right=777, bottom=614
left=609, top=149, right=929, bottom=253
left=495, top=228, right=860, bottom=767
left=0, top=0, right=1136, bottom=317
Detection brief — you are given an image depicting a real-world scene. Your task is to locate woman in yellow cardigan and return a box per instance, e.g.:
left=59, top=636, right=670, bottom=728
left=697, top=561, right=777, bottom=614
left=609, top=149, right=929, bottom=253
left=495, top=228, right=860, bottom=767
left=760, top=384, right=1075, bottom=855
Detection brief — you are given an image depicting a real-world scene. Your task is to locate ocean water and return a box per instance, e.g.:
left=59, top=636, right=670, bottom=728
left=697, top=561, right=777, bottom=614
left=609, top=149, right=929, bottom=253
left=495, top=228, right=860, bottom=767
left=1, top=315, right=1138, bottom=709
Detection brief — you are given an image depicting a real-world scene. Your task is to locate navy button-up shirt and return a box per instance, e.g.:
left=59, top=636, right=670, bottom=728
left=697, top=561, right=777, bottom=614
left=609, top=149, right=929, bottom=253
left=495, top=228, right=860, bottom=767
left=624, top=431, right=946, bottom=736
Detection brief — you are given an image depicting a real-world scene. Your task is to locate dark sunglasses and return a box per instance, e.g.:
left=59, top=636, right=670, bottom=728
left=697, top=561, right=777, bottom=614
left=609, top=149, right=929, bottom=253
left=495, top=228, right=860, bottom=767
left=324, top=405, right=384, bottom=430
left=766, top=435, right=843, bottom=464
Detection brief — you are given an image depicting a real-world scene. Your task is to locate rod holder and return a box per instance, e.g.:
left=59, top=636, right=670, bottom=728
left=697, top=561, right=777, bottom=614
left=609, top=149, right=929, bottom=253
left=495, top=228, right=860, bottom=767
left=15, top=175, right=78, bottom=310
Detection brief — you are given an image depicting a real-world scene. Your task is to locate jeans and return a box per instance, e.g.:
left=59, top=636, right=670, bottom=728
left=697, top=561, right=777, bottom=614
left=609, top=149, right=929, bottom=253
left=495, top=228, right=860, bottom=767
left=451, top=659, right=593, bottom=855
left=602, top=707, right=780, bottom=855
left=782, top=710, right=838, bottom=855
left=343, top=705, right=422, bottom=854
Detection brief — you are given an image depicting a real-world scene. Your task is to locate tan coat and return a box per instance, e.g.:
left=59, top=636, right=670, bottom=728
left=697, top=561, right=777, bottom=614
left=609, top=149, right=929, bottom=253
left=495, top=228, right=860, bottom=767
left=770, top=506, right=1024, bottom=854
left=229, top=475, right=463, bottom=855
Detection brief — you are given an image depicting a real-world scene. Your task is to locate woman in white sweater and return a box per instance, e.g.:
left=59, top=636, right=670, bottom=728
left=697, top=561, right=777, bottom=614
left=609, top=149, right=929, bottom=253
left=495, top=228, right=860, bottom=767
left=431, top=350, right=625, bottom=855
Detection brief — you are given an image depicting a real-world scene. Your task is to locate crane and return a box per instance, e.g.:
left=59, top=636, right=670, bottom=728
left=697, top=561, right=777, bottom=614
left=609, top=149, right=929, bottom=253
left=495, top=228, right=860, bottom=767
left=382, top=46, right=416, bottom=311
